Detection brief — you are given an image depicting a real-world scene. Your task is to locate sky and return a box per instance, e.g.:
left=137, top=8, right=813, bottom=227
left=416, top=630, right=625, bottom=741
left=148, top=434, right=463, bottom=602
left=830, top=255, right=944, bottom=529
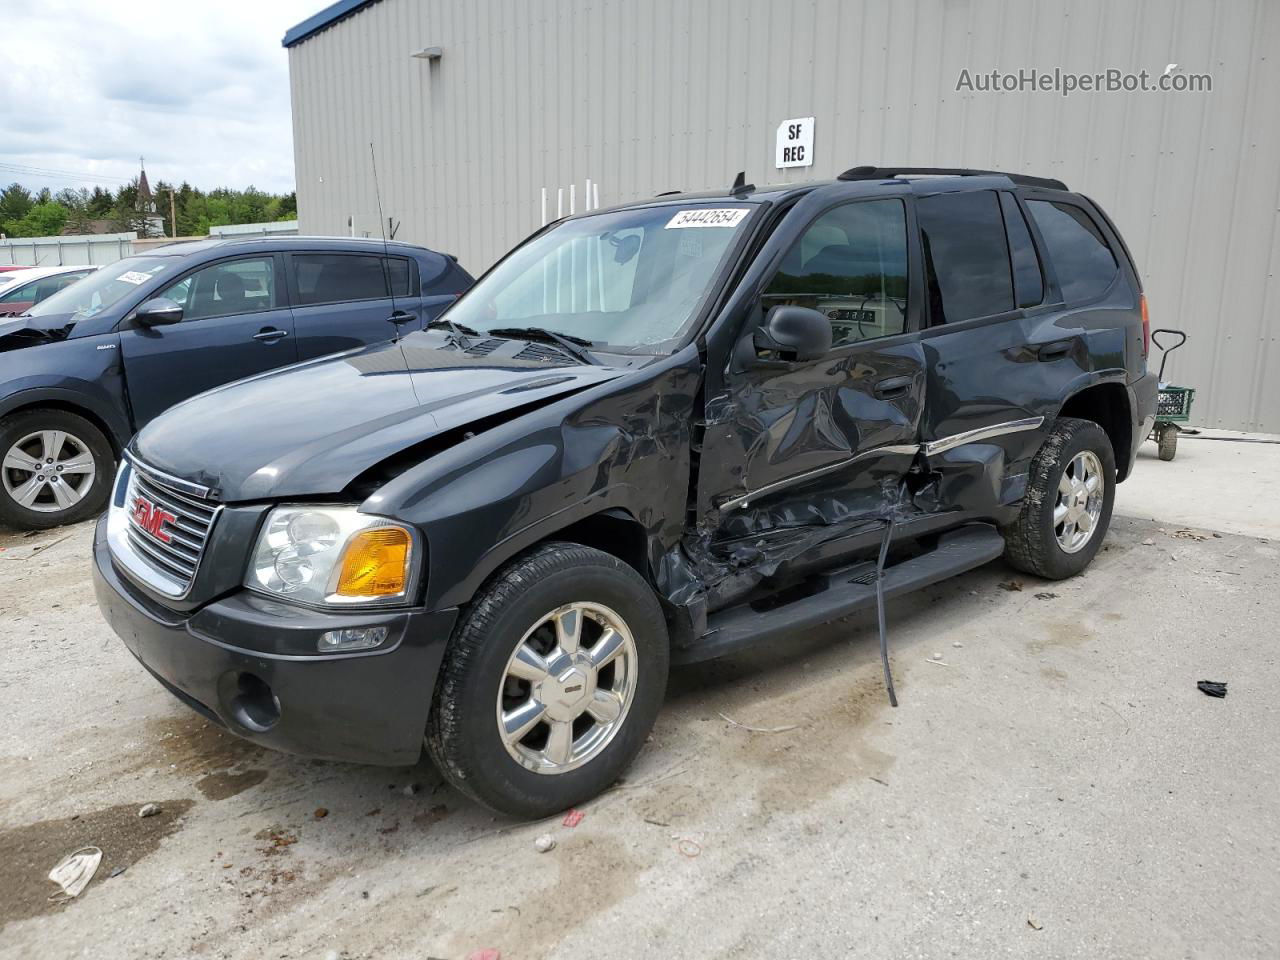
left=1, top=0, right=320, bottom=197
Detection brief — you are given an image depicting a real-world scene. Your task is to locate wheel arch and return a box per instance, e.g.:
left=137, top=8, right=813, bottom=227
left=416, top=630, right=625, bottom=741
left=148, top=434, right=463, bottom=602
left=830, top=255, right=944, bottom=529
left=1056, top=380, right=1134, bottom=481
left=0, top=389, right=129, bottom=457
left=533, top=508, right=652, bottom=581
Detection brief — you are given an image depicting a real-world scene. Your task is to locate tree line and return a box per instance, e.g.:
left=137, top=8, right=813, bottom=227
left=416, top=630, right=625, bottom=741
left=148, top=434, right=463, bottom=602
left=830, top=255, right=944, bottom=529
left=0, top=180, right=297, bottom=239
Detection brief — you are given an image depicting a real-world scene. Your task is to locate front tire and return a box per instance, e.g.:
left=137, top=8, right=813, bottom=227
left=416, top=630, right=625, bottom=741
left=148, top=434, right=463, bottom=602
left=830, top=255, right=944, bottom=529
left=426, top=542, right=669, bottom=819
left=0, top=409, right=114, bottom=530
left=1003, top=417, right=1116, bottom=580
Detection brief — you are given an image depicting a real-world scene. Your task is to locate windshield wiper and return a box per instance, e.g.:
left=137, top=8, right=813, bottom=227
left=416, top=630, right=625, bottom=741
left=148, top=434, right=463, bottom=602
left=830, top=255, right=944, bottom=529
left=426, top=317, right=483, bottom=339
left=487, top=326, right=603, bottom=366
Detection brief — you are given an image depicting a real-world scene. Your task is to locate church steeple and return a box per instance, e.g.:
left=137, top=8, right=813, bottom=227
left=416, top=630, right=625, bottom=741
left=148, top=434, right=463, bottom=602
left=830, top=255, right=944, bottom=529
left=136, top=157, right=155, bottom=214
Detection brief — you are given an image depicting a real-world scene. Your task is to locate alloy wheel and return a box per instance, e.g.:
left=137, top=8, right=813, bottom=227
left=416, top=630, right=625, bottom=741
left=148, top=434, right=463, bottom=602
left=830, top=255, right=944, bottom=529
left=1053, top=450, right=1104, bottom=554
left=1, top=430, right=97, bottom=513
left=496, top=601, right=638, bottom=775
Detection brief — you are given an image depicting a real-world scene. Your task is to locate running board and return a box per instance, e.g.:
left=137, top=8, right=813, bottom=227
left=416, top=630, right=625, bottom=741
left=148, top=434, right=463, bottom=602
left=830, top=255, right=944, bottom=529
left=673, top=523, right=1006, bottom=665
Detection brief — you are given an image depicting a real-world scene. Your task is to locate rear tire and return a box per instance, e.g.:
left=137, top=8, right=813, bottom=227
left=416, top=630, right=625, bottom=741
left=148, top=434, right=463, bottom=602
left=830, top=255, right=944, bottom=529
left=0, top=409, right=114, bottom=530
left=426, top=542, right=669, bottom=819
left=1157, top=424, right=1178, bottom=461
left=1003, top=417, right=1116, bottom=580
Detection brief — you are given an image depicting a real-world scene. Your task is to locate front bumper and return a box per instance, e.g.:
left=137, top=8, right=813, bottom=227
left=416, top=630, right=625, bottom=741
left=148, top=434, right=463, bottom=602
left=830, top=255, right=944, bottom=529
left=93, top=516, right=458, bottom=765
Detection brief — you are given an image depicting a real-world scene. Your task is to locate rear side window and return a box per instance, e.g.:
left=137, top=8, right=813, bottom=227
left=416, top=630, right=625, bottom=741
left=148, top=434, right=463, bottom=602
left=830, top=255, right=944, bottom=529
left=999, top=193, right=1044, bottom=308
left=293, top=254, right=412, bottom=306
left=917, top=191, right=1013, bottom=323
left=1026, top=200, right=1118, bottom=303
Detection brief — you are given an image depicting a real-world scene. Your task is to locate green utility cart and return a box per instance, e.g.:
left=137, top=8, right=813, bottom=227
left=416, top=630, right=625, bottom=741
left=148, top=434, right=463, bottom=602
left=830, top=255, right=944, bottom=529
left=1150, top=329, right=1195, bottom=461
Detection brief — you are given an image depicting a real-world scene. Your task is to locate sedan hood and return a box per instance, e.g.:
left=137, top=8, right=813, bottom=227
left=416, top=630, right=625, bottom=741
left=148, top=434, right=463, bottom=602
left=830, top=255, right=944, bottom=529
left=133, top=335, right=624, bottom=501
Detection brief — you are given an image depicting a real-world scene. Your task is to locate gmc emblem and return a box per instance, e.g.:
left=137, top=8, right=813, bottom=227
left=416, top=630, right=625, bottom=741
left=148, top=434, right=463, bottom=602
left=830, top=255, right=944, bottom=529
left=132, top=496, right=176, bottom=545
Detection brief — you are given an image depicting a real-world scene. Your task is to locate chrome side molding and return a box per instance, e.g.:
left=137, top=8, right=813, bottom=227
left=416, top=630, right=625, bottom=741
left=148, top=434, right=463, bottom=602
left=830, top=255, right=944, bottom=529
left=721, top=443, right=919, bottom=511
left=922, top=416, right=1044, bottom=457
left=719, top=416, right=1045, bottom=511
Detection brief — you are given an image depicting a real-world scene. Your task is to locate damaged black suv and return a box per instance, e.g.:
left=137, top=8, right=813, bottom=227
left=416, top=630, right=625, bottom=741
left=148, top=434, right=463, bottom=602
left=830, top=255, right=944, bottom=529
left=93, top=167, right=1156, bottom=818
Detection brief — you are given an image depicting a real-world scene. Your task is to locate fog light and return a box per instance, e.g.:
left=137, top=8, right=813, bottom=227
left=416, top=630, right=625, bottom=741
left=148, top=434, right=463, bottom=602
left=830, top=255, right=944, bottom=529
left=318, top=626, right=388, bottom=652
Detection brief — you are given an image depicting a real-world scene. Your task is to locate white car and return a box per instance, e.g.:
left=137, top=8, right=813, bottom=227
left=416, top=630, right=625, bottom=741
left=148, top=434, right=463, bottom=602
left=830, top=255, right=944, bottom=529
left=0, top=265, right=99, bottom=316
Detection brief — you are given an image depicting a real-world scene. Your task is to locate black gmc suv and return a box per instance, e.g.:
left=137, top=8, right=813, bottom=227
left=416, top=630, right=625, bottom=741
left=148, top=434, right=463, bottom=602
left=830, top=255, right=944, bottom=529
left=93, top=167, right=1156, bottom=818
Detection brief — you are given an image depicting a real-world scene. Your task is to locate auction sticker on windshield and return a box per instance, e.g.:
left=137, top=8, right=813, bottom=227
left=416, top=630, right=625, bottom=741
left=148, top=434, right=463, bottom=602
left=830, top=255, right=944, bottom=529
left=665, top=208, right=750, bottom=229
left=116, top=270, right=154, bottom=285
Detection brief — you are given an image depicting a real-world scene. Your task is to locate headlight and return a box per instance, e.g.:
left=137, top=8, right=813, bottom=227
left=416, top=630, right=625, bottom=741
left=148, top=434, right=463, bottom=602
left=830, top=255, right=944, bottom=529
left=246, top=506, right=416, bottom=607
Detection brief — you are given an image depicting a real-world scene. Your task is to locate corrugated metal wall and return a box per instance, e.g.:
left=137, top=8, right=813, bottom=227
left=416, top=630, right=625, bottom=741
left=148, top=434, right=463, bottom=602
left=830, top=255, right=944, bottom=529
left=288, top=0, right=1280, bottom=431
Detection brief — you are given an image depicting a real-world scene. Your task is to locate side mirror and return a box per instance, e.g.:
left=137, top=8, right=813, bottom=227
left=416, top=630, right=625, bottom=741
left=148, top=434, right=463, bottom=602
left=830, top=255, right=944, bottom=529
left=134, top=297, right=183, bottom=327
left=753, top=304, right=832, bottom=362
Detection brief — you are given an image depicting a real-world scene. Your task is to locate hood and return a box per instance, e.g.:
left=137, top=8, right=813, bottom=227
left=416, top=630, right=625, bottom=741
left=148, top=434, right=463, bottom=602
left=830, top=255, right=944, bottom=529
left=0, top=311, right=77, bottom=352
left=132, top=334, right=625, bottom=501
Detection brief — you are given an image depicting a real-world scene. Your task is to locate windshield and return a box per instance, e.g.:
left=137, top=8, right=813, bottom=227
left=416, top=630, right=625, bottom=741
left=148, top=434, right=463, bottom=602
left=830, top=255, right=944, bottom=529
left=25, top=256, right=172, bottom=320
left=446, top=203, right=755, bottom=352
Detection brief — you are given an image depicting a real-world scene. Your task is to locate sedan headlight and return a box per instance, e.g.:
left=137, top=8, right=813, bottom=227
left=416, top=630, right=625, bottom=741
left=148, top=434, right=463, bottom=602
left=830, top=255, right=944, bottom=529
left=246, top=506, right=417, bottom=607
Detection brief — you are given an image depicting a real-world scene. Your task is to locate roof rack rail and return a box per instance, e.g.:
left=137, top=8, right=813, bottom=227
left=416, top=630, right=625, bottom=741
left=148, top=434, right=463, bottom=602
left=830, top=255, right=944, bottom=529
left=836, top=165, right=1068, bottom=191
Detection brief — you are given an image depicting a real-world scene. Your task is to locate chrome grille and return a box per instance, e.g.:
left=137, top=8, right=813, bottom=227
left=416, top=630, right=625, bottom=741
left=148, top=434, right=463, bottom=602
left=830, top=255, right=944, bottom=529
left=124, top=465, right=218, bottom=592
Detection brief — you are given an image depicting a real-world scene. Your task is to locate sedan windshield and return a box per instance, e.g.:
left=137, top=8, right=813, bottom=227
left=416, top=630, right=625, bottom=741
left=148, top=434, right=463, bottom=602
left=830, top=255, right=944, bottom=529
left=25, top=256, right=172, bottom=320
left=445, top=203, right=755, bottom=352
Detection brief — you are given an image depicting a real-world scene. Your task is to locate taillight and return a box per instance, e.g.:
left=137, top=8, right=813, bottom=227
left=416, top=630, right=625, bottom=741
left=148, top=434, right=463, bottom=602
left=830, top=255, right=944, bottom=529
left=1140, top=294, right=1150, bottom=358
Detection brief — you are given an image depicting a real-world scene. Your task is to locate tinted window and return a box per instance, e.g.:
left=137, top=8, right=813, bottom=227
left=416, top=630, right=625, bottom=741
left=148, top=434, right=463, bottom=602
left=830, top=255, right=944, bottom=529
left=385, top=257, right=413, bottom=297
left=999, top=193, right=1044, bottom=308
left=1026, top=200, right=1118, bottom=303
left=917, top=190, right=1013, bottom=323
left=763, top=198, right=909, bottom=347
left=160, top=257, right=275, bottom=321
left=293, top=254, right=410, bottom=305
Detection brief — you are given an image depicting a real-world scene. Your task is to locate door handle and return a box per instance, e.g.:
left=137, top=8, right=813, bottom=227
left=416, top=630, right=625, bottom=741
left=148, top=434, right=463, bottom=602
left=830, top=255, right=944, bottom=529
left=387, top=309, right=416, bottom=327
left=873, top=375, right=913, bottom=399
left=1037, top=340, right=1072, bottom=361
left=253, top=328, right=289, bottom=342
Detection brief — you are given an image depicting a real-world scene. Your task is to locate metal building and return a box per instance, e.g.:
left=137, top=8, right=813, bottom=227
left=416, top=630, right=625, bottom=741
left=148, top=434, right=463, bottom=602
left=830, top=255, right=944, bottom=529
left=285, top=0, right=1280, bottom=431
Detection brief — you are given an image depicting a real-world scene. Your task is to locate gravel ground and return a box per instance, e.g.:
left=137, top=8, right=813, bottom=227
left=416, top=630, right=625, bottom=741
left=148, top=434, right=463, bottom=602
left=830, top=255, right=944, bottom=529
left=1, top=437, right=1277, bottom=959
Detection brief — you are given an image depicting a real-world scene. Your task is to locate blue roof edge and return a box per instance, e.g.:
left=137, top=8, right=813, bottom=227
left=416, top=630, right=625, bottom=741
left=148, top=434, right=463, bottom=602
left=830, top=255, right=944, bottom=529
left=282, top=0, right=383, bottom=48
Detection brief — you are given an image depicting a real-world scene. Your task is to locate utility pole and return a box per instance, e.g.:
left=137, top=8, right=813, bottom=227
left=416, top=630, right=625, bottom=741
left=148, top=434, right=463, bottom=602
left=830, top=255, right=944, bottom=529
left=168, top=188, right=177, bottom=238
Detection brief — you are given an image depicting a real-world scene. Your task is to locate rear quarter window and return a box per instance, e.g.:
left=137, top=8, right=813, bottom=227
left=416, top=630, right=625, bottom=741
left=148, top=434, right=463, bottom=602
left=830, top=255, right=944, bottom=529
left=999, top=193, right=1044, bottom=309
left=1026, top=200, right=1119, bottom=303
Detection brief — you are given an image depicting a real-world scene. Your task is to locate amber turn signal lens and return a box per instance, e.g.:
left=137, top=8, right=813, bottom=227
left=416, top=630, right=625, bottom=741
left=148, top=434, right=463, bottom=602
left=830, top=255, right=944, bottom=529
left=333, top=527, right=411, bottom=598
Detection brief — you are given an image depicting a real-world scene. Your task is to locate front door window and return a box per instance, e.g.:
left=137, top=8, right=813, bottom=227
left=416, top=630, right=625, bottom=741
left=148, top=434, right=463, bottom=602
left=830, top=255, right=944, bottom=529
left=762, top=198, right=909, bottom=347
left=160, top=257, right=276, bottom=321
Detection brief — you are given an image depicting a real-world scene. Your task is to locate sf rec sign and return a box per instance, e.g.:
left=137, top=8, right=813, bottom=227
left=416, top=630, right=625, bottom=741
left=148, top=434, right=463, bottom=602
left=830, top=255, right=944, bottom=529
left=775, top=116, right=815, bottom=169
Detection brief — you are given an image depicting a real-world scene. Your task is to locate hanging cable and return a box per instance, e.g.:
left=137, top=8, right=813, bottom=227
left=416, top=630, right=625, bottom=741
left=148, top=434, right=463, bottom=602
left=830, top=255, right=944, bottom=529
left=873, top=515, right=898, bottom=707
